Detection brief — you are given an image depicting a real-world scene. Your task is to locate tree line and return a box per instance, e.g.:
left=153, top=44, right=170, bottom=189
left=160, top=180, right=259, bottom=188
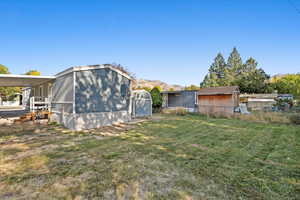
left=200, top=47, right=300, bottom=98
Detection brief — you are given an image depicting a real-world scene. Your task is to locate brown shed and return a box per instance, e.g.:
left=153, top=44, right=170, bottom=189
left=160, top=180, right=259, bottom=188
left=198, top=86, right=240, bottom=115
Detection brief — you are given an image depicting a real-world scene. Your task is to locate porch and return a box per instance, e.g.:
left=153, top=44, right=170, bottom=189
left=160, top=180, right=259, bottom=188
left=0, top=74, right=55, bottom=113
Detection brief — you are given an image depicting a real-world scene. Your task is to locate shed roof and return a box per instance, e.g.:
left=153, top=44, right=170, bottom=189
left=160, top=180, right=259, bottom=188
left=161, top=90, right=198, bottom=94
left=240, top=93, right=277, bottom=99
left=198, top=86, right=239, bottom=95
left=56, top=64, right=133, bottom=80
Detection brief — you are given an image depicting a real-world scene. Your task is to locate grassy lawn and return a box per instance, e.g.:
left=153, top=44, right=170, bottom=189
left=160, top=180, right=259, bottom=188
left=0, top=114, right=299, bottom=199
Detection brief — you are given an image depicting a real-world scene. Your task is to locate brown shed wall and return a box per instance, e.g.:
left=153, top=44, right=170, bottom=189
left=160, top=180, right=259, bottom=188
left=198, top=94, right=239, bottom=115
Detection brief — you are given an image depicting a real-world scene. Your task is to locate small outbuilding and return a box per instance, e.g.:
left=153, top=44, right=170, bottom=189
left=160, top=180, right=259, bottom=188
left=198, top=86, right=240, bottom=115
left=161, top=90, right=198, bottom=112
left=240, top=93, right=277, bottom=111
left=132, top=90, right=152, bottom=118
left=51, top=65, right=132, bottom=130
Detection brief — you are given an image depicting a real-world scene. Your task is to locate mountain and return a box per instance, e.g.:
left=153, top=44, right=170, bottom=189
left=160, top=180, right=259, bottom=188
left=133, top=79, right=184, bottom=91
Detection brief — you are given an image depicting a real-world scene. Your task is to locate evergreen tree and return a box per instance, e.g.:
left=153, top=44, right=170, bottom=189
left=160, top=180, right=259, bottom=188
left=209, top=53, right=226, bottom=79
left=200, top=53, right=226, bottom=87
left=227, top=47, right=243, bottom=72
left=227, top=47, right=244, bottom=82
left=237, top=58, right=271, bottom=93
left=200, top=48, right=272, bottom=93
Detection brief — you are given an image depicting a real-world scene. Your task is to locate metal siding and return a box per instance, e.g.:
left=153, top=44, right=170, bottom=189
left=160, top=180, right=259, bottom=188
left=134, top=99, right=152, bottom=117
left=75, top=68, right=130, bottom=114
left=182, top=91, right=197, bottom=108
left=133, top=91, right=152, bottom=117
left=51, top=73, right=74, bottom=113
left=168, top=91, right=197, bottom=109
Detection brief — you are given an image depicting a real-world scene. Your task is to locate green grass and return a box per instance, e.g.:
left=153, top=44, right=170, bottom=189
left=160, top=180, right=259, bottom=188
left=0, top=114, right=299, bottom=199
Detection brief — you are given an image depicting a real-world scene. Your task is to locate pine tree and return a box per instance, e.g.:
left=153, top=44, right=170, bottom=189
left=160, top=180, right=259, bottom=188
left=227, top=47, right=243, bottom=75
left=209, top=53, right=226, bottom=78
left=237, top=58, right=271, bottom=93
left=200, top=53, right=226, bottom=87
left=200, top=48, right=272, bottom=93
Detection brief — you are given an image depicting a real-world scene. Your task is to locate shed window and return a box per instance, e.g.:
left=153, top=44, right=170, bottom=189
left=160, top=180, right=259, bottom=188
left=121, top=84, right=128, bottom=98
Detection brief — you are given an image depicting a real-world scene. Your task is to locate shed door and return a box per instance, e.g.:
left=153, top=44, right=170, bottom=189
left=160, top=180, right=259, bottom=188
left=133, top=98, right=152, bottom=117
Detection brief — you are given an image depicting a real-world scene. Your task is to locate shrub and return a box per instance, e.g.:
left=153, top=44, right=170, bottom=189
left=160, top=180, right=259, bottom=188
left=290, top=114, right=300, bottom=125
left=150, top=87, right=163, bottom=112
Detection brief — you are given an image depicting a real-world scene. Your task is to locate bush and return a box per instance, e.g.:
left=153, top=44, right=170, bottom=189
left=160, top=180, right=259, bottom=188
left=150, top=87, right=162, bottom=112
left=290, top=114, right=300, bottom=125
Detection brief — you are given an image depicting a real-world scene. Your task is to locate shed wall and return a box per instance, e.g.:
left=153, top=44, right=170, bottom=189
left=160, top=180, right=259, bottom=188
left=198, top=94, right=236, bottom=115
left=167, top=91, right=197, bottom=109
left=51, top=72, right=74, bottom=113
left=132, top=91, right=152, bottom=118
left=247, top=100, right=275, bottom=111
left=75, top=68, right=131, bottom=114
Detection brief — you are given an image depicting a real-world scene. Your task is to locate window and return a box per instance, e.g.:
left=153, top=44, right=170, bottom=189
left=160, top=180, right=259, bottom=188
left=121, top=84, right=128, bottom=98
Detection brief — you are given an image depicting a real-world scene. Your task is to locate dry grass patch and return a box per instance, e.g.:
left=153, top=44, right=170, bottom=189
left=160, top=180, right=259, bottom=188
left=234, top=111, right=292, bottom=124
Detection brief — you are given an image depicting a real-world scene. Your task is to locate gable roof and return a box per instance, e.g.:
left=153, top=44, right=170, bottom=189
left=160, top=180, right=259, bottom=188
left=56, top=64, right=133, bottom=80
left=198, top=86, right=239, bottom=95
left=161, top=90, right=198, bottom=94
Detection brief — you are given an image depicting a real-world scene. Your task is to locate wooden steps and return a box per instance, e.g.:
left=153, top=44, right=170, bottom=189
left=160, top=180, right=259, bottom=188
left=14, top=111, right=52, bottom=123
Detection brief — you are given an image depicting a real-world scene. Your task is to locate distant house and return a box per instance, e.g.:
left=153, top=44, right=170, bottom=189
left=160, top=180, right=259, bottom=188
left=197, top=86, right=240, bottom=115
left=161, top=90, right=198, bottom=112
left=240, top=93, right=277, bottom=111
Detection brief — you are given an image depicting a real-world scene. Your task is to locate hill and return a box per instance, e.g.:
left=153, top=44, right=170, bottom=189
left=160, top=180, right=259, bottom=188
left=133, top=79, right=184, bottom=91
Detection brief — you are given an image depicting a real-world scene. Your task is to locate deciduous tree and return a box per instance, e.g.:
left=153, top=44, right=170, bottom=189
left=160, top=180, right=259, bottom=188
left=25, top=70, right=41, bottom=76
left=150, top=86, right=163, bottom=111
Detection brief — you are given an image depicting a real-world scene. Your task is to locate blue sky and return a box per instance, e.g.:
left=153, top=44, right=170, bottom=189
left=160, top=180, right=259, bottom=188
left=1, top=0, right=300, bottom=86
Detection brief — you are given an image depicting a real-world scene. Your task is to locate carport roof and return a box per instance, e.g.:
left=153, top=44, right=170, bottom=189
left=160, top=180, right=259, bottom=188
left=0, top=74, right=55, bottom=87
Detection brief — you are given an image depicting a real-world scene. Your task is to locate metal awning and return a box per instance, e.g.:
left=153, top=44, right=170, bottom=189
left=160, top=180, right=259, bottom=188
left=0, top=74, right=56, bottom=87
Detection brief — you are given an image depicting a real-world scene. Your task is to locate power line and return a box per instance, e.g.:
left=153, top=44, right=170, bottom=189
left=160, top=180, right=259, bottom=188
left=288, top=0, right=300, bottom=14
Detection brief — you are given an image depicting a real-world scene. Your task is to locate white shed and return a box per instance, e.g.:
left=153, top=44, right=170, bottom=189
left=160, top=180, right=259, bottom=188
left=132, top=90, right=152, bottom=118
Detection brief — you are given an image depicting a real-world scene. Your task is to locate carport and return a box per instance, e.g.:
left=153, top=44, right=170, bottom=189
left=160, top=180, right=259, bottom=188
left=0, top=74, right=55, bottom=87
left=0, top=74, right=55, bottom=111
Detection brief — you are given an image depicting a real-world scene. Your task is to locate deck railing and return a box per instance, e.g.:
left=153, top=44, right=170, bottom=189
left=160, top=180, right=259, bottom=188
left=29, top=96, right=51, bottom=112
